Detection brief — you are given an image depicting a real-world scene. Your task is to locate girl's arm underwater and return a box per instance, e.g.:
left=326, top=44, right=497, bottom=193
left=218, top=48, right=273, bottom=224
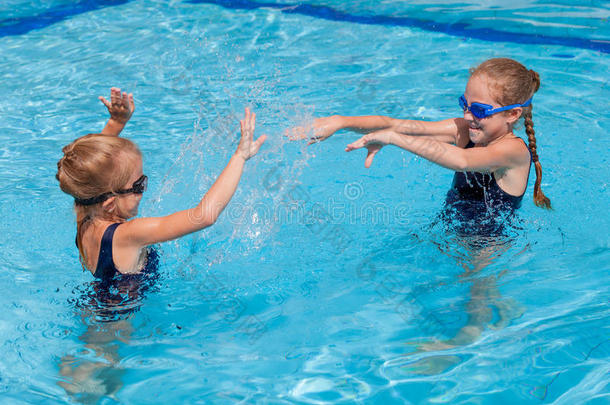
left=345, top=129, right=529, bottom=172
left=117, top=107, right=266, bottom=248
left=99, top=87, right=135, bottom=136
left=288, top=115, right=465, bottom=145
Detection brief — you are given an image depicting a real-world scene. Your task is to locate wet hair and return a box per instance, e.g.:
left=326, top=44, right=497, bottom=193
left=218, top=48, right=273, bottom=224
left=56, top=134, right=142, bottom=267
left=470, top=58, right=551, bottom=209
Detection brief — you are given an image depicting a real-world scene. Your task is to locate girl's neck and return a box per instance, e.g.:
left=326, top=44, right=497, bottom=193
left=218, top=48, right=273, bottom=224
left=90, top=214, right=126, bottom=227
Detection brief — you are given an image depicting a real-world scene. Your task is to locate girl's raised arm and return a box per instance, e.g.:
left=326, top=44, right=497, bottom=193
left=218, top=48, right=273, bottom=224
left=99, top=87, right=135, bottom=137
left=288, top=115, right=464, bottom=145
left=118, top=108, right=266, bottom=248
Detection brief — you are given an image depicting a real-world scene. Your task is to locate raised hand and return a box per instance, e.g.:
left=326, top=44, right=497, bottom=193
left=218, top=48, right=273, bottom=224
left=99, top=87, right=135, bottom=124
left=286, top=115, right=342, bottom=145
left=236, top=107, right=267, bottom=161
left=345, top=130, right=394, bottom=168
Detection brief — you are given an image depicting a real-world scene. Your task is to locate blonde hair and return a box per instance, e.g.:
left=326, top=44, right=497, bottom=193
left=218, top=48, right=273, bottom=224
left=56, top=134, right=142, bottom=266
left=471, top=58, right=551, bottom=209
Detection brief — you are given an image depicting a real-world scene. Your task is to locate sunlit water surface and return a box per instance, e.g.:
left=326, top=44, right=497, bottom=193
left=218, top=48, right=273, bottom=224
left=0, top=0, right=609, bottom=403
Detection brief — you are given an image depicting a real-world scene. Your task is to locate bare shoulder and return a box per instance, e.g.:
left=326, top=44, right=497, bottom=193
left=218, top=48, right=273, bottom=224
left=113, top=217, right=151, bottom=247
left=111, top=220, right=149, bottom=273
left=496, top=136, right=531, bottom=166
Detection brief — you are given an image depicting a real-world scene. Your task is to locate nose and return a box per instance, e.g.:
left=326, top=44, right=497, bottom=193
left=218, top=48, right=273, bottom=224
left=463, top=109, right=474, bottom=120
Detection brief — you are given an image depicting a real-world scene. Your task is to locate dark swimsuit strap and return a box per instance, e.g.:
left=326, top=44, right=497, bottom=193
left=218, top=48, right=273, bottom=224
left=93, top=223, right=121, bottom=279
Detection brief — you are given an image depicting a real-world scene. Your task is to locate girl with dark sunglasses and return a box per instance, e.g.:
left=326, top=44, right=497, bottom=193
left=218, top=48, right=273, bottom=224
left=57, top=88, right=266, bottom=280
left=289, top=57, right=551, bottom=211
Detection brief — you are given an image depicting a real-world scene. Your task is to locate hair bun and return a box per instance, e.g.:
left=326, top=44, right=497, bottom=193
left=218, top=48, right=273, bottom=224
left=529, top=69, right=541, bottom=92
left=57, top=147, right=75, bottom=181
left=56, top=159, right=62, bottom=181
left=62, top=144, right=74, bottom=157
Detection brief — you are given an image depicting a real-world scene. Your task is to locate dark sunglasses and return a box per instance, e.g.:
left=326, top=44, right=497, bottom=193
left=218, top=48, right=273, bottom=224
left=74, top=175, right=148, bottom=206
left=459, top=95, right=532, bottom=119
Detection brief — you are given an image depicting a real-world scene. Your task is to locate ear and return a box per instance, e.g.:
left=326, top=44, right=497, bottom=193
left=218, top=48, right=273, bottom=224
left=507, top=107, right=522, bottom=125
left=102, top=196, right=117, bottom=213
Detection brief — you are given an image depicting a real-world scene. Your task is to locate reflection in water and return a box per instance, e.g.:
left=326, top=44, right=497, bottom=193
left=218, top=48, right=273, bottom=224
left=405, top=202, right=528, bottom=373
left=58, top=270, right=159, bottom=403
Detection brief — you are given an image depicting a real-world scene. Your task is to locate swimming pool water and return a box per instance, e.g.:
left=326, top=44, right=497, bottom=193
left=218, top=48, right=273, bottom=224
left=0, top=0, right=609, bottom=403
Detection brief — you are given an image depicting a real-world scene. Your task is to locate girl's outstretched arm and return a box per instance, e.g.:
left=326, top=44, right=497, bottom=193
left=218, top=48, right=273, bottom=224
left=119, top=108, right=266, bottom=247
left=346, top=129, right=528, bottom=172
left=99, top=87, right=135, bottom=136
left=288, top=115, right=464, bottom=145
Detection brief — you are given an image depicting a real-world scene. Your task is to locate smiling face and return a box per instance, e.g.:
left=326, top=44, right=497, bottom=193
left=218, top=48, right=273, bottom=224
left=463, top=74, right=521, bottom=145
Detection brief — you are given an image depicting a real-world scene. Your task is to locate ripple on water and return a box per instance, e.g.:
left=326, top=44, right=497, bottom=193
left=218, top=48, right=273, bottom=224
left=1, top=0, right=609, bottom=402
left=16, top=320, right=72, bottom=341
left=290, top=376, right=371, bottom=403
left=380, top=351, right=469, bottom=382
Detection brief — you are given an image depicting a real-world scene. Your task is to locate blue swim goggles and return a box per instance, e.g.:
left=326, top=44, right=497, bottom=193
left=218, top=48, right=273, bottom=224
left=459, top=95, right=532, bottom=119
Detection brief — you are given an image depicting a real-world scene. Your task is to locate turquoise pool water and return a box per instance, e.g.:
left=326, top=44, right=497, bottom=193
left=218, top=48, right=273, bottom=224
left=1, top=1, right=609, bottom=403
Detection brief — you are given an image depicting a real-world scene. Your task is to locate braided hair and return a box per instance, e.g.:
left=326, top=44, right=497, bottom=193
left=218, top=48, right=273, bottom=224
left=471, top=58, right=551, bottom=209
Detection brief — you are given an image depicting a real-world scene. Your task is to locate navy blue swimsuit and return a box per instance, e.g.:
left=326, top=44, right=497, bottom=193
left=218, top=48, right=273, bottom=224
left=445, top=139, right=531, bottom=210
left=76, top=223, right=159, bottom=282
left=93, top=223, right=121, bottom=279
left=441, top=139, right=531, bottom=237
left=73, top=223, right=160, bottom=322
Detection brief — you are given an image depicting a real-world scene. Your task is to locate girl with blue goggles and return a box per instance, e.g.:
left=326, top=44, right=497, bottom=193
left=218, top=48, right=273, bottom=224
left=458, top=94, right=532, bottom=119
left=288, top=57, right=551, bottom=210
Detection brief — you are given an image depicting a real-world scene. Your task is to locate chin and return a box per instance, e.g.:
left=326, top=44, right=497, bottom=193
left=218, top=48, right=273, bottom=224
left=468, top=130, right=482, bottom=143
left=469, top=128, right=492, bottom=145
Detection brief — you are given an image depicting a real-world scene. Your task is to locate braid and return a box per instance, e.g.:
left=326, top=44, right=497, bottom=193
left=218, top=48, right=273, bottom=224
left=524, top=109, right=551, bottom=209
left=524, top=112, right=538, bottom=162
left=472, top=59, right=551, bottom=209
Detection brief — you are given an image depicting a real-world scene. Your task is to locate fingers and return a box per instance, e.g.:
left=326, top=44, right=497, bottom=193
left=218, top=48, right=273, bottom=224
left=253, top=134, right=267, bottom=153
left=344, top=136, right=381, bottom=168
left=284, top=118, right=331, bottom=145
left=241, top=107, right=255, bottom=136
left=237, top=108, right=264, bottom=160
left=99, top=96, right=111, bottom=109
left=284, top=126, right=308, bottom=141
left=247, top=108, right=255, bottom=131
left=110, top=87, right=120, bottom=106
left=241, top=107, right=248, bottom=132
left=105, top=87, right=133, bottom=109
left=249, top=134, right=266, bottom=156
left=256, top=134, right=267, bottom=145
left=121, top=91, right=129, bottom=108
left=307, top=134, right=325, bottom=146
left=345, top=138, right=365, bottom=152
left=365, top=148, right=379, bottom=168
left=244, top=107, right=250, bottom=126
left=128, top=93, right=135, bottom=112
left=250, top=110, right=256, bottom=132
